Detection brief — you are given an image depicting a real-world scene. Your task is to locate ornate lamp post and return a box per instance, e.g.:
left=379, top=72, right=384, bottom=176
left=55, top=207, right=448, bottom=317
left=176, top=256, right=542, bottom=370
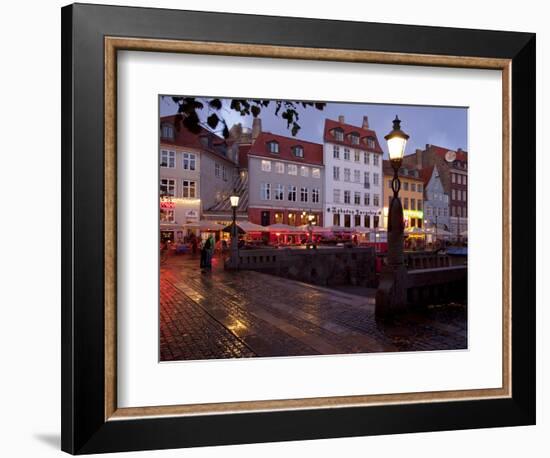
left=376, top=116, right=409, bottom=319
left=229, top=189, right=240, bottom=269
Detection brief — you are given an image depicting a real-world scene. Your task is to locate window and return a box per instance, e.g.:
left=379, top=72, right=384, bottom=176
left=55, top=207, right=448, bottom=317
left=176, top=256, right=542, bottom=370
left=364, top=193, right=370, bottom=206
left=300, top=187, right=308, bottom=202
left=160, top=208, right=175, bottom=223
left=333, top=145, right=340, bottom=159
left=452, top=189, right=456, bottom=200
left=161, top=124, right=174, bottom=139
left=312, top=188, right=320, bottom=203
left=182, top=180, right=196, bottom=198
left=373, top=194, right=379, bottom=207
left=388, top=179, right=392, bottom=188
left=367, top=137, right=376, bottom=149
left=267, top=141, right=279, bottom=153
left=222, top=166, right=227, bottom=181
left=354, top=150, right=360, bottom=162
left=300, top=166, right=309, bottom=177
left=403, top=197, right=409, bottom=209
left=160, top=150, right=175, bottom=168
left=182, top=152, right=196, bottom=170
left=333, top=213, right=340, bottom=226
left=312, top=168, right=321, bottom=178
left=344, top=168, right=351, bottom=182
left=334, top=129, right=344, bottom=141
left=364, top=152, right=370, bottom=165
left=426, top=206, right=432, bottom=216
left=443, top=207, right=448, bottom=217
left=275, top=162, right=284, bottom=174
left=417, top=199, right=422, bottom=211
left=417, top=183, right=423, bottom=193
left=373, top=215, right=380, bottom=228
left=403, top=182, right=409, bottom=191
left=288, top=213, right=296, bottom=226
left=463, top=190, right=467, bottom=201
left=452, top=173, right=456, bottom=183
left=354, top=170, right=361, bottom=183
left=373, top=173, right=379, bottom=186
left=411, top=183, right=416, bottom=192
left=351, top=134, right=360, bottom=145
left=354, top=192, right=361, bottom=205
left=333, top=189, right=341, bottom=203
left=344, top=148, right=350, bottom=160
left=463, top=175, right=468, bottom=186
left=364, top=172, right=370, bottom=188
left=215, top=163, right=221, bottom=178
left=354, top=215, right=361, bottom=226
left=344, top=190, right=351, bottom=204
left=260, top=182, right=271, bottom=200
left=344, top=214, right=351, bottom=228
left=160, top=178, right=175, bottom=197
left=288, top=185, right=297, bottom=201
left=292, top=146, right=304, bottom=158
left=275, top=184, right=284, bottom=201
left=411, top=198, right=416, bottom=210
left=274, top=212, right=283, bottom=224
left=333, top=166, right=340, bottom=181
left=261, top=160, right=271, bottom=172
left=373, top=154, right=379, bottom=166
left=288, top=164, right=298, bottom=175
left=364, top=214, right=370, bottom=228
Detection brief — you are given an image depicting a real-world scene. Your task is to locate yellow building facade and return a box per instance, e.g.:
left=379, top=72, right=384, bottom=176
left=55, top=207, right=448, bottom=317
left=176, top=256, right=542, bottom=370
left=382, top=163, right=424, bottom=229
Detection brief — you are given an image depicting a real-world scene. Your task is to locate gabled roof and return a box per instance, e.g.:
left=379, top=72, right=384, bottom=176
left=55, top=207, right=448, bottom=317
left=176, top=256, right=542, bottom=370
left=323, top=118, right=383, bottom=154
left=160, top=115, right=234, bottom=164
left=382, top=160, right=424, bottom=181
left=420, top=165, right=435, bottom=185
left=248, top=132, right=323, bottom=166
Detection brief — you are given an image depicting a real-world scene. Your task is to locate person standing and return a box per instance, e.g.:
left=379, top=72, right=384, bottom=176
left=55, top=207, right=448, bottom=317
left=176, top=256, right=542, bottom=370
left=199, top=236, right=207, bottom=269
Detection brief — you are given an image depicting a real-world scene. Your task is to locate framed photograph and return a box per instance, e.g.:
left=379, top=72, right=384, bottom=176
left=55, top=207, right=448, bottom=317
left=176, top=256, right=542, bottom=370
left=61, top=3, right=536, bottom=454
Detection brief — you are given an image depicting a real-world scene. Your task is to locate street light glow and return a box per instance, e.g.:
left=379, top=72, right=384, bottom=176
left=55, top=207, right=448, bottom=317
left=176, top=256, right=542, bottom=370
left=384, top=115, right=409, bottom=162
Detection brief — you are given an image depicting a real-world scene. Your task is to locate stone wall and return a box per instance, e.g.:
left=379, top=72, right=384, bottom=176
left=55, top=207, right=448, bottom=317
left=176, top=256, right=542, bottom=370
left=235, top=247, right=377, bottom=287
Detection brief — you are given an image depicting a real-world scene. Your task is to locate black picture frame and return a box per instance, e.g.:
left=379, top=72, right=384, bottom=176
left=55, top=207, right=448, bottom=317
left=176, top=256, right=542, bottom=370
left=61, top=3, right=536, bottom=454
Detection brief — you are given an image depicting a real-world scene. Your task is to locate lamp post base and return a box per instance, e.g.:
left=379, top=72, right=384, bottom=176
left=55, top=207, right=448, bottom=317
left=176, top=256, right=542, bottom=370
left=375, top=264, right=408, bottom=319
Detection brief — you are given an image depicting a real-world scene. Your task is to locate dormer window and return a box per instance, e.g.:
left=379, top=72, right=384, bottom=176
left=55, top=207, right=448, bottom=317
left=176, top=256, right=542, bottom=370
left=350, top=133, right=360, bottom=145
left=292, top=145, right=304, bottom=158
left=161, top=123, right=174, bottom=139
left=366, top=136, right=376, bottom=149
left=334, top=128, right=344, bottom=141
left=267, top=141, right=279, bottom=154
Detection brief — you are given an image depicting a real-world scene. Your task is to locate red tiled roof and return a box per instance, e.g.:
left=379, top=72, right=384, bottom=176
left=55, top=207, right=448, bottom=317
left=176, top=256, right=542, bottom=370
left=160, top=115, right=234, bottom=164
left=420, top=165, right=435, bottom=185
left=323, top=118, right=383, bottom=154
left=429, top=144, right=468, bottom=162
left=248, top=132, right=323, bottom=166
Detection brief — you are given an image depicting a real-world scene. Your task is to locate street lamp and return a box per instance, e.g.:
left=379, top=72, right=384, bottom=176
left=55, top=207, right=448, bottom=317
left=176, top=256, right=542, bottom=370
left=376, top=116, right=409, bottom=319
left=229, top=188, right=240, bottom=269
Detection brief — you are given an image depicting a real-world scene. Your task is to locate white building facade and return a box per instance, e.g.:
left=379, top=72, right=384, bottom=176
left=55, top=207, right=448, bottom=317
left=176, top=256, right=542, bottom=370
left=322, top=116, right=384, bottom=230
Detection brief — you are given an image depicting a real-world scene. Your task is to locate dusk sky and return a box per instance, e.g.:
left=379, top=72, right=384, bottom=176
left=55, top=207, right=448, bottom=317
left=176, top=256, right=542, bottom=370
left=160, top=96, right=468, bottom=157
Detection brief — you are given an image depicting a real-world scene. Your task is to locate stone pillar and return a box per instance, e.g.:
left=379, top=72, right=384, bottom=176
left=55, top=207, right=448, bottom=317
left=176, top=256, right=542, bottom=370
left=376, top=195, right=408, bottom=318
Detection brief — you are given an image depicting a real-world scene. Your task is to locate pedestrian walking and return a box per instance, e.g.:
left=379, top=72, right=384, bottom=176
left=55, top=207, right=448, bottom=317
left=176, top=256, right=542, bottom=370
left=199, top=237, right=207, bottom=269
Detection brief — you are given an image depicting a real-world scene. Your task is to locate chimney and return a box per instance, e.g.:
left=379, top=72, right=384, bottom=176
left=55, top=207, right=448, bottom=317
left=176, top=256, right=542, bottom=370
left=362, top=115, right=369, bottom=129
left=338, top=115, right=345, bottom=123
left=252, top=117, right=262, bottom=140
left=416, top=148, right=423, bottom=169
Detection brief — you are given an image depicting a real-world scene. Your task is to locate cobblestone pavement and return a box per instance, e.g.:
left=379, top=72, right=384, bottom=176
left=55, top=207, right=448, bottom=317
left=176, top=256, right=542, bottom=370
left=160, top=254, right=467, bottom=361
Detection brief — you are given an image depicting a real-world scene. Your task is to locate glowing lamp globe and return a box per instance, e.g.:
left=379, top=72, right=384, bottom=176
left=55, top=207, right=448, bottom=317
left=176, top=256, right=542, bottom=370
left=230, top=191, right=240, bottom=208
left=385, top=116, right=409, bottom=163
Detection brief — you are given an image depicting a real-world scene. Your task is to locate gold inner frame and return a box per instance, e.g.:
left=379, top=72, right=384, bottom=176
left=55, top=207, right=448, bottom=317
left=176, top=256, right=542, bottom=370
left=104, top=37, right=512, bottom=421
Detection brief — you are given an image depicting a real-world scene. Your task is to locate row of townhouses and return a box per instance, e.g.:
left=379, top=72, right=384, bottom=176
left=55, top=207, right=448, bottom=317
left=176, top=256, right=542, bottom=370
left=159, top=113, right=467, bottom=242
